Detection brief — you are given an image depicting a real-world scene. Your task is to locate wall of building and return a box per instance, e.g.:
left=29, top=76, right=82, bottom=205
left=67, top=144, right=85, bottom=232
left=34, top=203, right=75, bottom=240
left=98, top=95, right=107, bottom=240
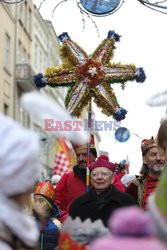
left=32, top=4, right=65, bottom=176
left=0, top=1, right=100, bottom=177
left=0, top=3, right=15, bottom=117
left=0, top=1, right=63, bottom=177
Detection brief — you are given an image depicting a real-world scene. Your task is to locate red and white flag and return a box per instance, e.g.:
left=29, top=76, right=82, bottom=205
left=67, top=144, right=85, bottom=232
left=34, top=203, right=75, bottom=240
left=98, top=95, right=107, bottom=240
left=53, top=138, right=71, bottom=176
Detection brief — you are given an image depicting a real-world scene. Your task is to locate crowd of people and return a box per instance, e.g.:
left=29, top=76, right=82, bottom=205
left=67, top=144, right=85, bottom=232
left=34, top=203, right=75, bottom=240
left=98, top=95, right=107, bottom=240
left=0, top=112, right=167, bottom=250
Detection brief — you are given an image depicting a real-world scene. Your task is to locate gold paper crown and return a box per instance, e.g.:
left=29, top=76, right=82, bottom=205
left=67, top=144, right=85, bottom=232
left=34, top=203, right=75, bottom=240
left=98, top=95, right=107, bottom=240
left=34, top=181, right=56, bottom=201
left=141, top=136, right=157, bottom=155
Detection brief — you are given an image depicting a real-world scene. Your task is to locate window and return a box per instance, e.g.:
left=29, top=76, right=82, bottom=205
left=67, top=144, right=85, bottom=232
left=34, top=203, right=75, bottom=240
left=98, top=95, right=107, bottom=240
left=17, top=40, right=22, bottom=63
left=22, top=48, right=26, bottom=63
left=27, top=8, right=31, bottom=35
left=4, top=34, right=11, bottom=71
left=3, top=103, right=9, bottom=115
left=18, top=3, right=23, bottom=22
left=16, top=87, right=23, bottom=124
left=40, top=50, right=42, bottom=70
left=28, top=54, right=30, bottom=64
left=24, top=1, right=27, bottom=30
left=22, top=111, right=30, bottom=128
left=43, top=57, right=46, bottom=72
left=34, top=43, right=38, bottom=68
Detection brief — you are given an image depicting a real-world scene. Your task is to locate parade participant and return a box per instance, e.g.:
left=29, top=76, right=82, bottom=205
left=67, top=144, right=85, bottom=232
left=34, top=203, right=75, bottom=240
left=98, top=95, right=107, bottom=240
left=33, top=181, right=61, bottom=250
left=157, top=118, right=167, bottom=160
left=55, top=134, right=97, bottom=222
left=126, top=136, right=165, bottom=209
left=149, top=165, right=167, bottom=245
left=69, top=155, right=137, bottom=226
left=115, top=160, right=127, bottom=179
left=0, top=114, right=41, bottom=250
left=148, top=119, right=167, bottom=244
left=90, top=206, right=166, bottom=250
left=55, top=135, right=125, bottom=222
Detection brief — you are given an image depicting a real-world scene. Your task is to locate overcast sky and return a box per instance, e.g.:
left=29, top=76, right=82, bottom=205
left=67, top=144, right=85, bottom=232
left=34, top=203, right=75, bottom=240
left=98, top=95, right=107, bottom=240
left=33, top=0, right=167, bottom=174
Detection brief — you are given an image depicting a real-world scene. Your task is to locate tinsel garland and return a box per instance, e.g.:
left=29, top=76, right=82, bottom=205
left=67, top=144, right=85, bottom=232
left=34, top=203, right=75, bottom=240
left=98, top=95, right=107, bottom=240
left=65, top=80, right=119, bottom=117
left=104, top=64, right=137, bottom=83
left=60, top=46, right=78, bottom=68
left=92, top=38, right=115, bottom=65
left=34, top=30, right=146, bottom=120
left=76, top=59, right=104, bottom=87
left=59, top=33, right=88, bottom=67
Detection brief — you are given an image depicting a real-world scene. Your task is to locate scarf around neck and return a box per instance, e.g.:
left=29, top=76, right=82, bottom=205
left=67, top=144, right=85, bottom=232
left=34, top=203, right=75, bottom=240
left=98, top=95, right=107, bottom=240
left=92, top=187, right=113, bottom=211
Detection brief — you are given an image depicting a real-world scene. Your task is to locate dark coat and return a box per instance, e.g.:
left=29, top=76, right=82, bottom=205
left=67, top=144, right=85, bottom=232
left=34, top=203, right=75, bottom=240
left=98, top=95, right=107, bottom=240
left=69, top=186, right=137, bottom=226
left=55, top=168, right=125, bottom=222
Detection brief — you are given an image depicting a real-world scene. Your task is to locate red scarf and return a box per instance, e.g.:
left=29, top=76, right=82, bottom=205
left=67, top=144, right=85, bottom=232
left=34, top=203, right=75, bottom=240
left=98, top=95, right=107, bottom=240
left=142, top=175, right=159, bottom=209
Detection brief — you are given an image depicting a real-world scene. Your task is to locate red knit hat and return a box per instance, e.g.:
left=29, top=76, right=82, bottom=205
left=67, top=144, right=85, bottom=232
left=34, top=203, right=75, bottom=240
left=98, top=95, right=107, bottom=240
left=89, top=155, right=116, bottom=172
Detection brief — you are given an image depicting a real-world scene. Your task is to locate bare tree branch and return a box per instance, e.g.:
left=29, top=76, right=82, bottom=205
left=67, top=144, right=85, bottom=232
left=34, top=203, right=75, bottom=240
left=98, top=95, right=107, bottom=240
left=38, top=0, right=47, bottom=10
left=154, top=0, right=167, bottom=4
left=52, top=0, right=68, bottom=17
left=76, top=0, right=86, bottom=32
left=138, top=0, right=167, bottom=13
left=77, top=1, right=100, bottom=37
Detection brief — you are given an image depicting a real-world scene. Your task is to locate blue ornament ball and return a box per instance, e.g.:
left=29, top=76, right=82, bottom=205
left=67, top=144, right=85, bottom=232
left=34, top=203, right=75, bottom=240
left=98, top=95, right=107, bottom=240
left=80, top=0, right=121, bottom=16
left=115, top=127, right=130, bottom=142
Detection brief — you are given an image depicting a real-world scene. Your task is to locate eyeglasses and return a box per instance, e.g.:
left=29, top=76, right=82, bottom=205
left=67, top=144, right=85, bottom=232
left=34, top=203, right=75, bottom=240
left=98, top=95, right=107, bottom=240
left=91, top=172, right=112, bottom=178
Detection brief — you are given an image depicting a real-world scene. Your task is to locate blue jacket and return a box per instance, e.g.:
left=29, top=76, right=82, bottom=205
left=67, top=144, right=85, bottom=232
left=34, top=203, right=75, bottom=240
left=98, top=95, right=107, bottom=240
left=37, top=219, right=59, bottom=250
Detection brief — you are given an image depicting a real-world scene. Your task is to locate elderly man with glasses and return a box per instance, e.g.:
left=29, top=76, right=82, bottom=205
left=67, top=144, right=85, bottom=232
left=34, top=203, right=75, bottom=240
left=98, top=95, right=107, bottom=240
left=69, top=155, right=137, bottom=226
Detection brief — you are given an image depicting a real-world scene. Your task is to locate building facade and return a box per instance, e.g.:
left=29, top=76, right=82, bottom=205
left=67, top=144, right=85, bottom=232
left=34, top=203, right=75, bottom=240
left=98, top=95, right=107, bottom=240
left=0, top=1, right=100, bottom=177
left=32, top=4, right=66, bottom=177
left=0, top=1, right=64, bottom=176
left=0, top=3, right=15, bottom=117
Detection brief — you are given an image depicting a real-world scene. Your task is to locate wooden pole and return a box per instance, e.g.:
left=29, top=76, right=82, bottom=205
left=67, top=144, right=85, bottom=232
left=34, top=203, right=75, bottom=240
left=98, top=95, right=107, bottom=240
left=86, top=102, right=92, bottom=192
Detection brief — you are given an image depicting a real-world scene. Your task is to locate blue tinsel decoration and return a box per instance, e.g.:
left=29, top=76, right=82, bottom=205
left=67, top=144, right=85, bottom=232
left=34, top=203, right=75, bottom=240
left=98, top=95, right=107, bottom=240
left=114, top=107, right=127, bottom=121
left=34, top=73, right=48, bottom=88
left=58, top=32, right=70, bottom=43
left=136, top=67, right=146, bottom=83
left=108, top=30, right=121, bottom=42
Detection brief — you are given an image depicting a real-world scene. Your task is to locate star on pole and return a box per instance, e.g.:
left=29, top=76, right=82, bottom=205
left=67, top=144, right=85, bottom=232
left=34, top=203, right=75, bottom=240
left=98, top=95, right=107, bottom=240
left=34, top=31, right=146, bottom=120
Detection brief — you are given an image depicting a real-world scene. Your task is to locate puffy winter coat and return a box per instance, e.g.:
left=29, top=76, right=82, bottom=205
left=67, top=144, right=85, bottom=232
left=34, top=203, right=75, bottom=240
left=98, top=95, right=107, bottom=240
left=36, top=218, right=60, bottom=250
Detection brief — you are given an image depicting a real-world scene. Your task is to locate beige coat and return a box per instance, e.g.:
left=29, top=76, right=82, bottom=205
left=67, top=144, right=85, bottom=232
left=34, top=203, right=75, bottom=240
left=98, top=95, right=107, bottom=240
left=0, top=221, right=37, bottom=250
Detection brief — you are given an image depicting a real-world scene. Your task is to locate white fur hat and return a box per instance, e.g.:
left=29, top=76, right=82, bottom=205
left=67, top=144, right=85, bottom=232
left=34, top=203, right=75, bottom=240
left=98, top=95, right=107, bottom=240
left=51, top=175, right=61, bottom=184
left=121, top=174, right=135, bottom=187
left=0, top=114, right=41, bottom=196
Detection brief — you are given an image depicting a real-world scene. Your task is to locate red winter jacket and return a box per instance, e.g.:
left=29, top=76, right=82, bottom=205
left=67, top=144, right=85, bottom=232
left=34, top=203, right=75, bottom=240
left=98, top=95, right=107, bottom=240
left=55, top=172, right=125, bottom=222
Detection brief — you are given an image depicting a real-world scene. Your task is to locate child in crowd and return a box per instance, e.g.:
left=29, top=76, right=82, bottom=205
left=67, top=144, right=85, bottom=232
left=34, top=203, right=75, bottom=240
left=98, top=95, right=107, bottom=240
left=33, top=181, right=61, bottom=250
